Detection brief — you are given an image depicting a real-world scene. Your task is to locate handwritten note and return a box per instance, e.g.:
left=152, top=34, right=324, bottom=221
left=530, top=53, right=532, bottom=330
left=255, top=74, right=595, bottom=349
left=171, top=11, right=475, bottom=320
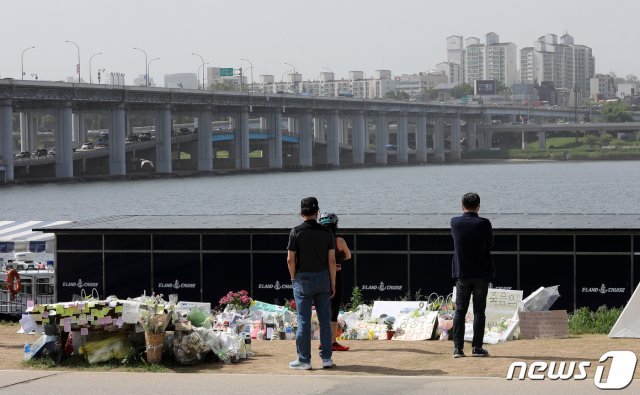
left=80, top=328, right=89, bottom=336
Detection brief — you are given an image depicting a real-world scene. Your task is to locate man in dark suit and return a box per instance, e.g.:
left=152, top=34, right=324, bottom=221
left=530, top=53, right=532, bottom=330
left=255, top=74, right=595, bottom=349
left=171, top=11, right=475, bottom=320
left=450, top=192, right=494, bottom=358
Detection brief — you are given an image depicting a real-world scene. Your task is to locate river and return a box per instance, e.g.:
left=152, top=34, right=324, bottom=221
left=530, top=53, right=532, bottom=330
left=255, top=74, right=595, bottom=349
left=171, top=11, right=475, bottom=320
left=2, top=160, right=639, bottom=221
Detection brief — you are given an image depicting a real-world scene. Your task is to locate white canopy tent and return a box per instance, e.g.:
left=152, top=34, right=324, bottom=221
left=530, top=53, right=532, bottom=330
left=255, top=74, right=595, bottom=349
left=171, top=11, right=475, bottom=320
left=0, top=220, right=72, bottom=253
left=608, top=284, right=640, bottom=338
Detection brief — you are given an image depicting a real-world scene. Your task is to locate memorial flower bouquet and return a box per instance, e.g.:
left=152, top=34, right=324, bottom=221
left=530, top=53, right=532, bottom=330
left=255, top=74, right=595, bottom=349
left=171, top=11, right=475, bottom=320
left=138, top=293, right=174, bottom=334
left=219, top=290, right=253, bottom=311
left=284, top=298, right=297, bottom=313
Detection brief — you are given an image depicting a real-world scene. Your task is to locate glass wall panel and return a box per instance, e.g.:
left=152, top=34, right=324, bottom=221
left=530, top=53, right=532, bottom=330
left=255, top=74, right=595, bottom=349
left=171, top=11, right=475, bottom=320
left=409, top=254, right=454, bottom=298
left=252, top=253, right=293, bottom=304
left=576, top=235, right=630, bottom=252
left=252, top=234, right=289, bottom=251
left=203, top=253, right=251, bottom=306
left=520, top=235, right=572, bottom=252
left=520, top=255, right=574, bottom=311
left=57, top=235, right=102, bottom=251
left=357, top=235, right=407, bottom=251
left=153, top=253, right=201, bottom=301
left=493, top=235, right=517, bottom=251
left=56, top=252, right=104, bottom=301
left=576, top=255, right=631, bottom=310
left=356, top=253, right=407, bottom=301
left=105, top=253, right=151, bottom=297
left=202, top=235, right=250, bottom=251
left=153, top=235, right=200, bottom=251
left=492, top=254, right=518, bottom=290
left=409, top=235, right=453, bottom=251
left=105, top=234, right=151, bottom=250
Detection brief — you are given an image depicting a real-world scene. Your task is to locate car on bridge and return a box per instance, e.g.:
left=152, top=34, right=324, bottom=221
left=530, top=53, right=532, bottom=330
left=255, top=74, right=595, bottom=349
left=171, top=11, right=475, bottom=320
left=139, top=132, right=152, bottom=141
left=125, top=135, right=139, bottom=143
left=36, top=149, right=48, bottom=157
left=15, top=151, right=30, bottom=159
left=81, top=142, right=94, bottom=150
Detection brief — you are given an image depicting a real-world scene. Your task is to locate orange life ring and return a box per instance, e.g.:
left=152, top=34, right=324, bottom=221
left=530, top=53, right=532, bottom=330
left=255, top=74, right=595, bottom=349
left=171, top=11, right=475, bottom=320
left=7, top=269, right=21, bottom=301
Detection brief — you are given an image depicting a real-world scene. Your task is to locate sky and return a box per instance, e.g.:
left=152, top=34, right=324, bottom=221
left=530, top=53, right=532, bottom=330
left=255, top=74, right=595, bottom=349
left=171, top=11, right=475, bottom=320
left=1, top=0, right=638, bottom=84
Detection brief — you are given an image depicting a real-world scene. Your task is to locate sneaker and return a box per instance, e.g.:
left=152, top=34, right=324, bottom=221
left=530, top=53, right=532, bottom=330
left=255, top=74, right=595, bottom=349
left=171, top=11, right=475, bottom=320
left=289, top=359, right=312, bottom=370
left=332, top=342, right=349, bottom=351
left=322, top=358, right=335, bottom=368
left=472, top=347, right=490, bottom=357
left=453, top=348, right=465, bottom=358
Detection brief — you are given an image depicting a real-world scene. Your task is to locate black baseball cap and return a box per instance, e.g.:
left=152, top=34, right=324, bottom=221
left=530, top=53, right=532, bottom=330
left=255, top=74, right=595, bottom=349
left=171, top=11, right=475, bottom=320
left=301, top=197, right=319, bottom=215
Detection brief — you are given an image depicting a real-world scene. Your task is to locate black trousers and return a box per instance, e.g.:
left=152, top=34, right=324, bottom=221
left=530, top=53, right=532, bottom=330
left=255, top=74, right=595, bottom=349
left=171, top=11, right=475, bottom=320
left=452, top=278, right=489, bottom=350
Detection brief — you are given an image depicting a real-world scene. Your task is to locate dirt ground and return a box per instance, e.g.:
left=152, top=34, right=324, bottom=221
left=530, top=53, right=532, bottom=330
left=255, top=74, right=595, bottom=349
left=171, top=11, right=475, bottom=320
left=2, top=323, right=638, bottom=377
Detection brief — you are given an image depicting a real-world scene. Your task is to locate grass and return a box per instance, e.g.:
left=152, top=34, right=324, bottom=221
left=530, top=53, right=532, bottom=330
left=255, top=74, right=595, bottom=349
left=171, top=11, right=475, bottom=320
left=568, top=305, right=623, bottom=335
left=23, top=351, right=170, bottom=372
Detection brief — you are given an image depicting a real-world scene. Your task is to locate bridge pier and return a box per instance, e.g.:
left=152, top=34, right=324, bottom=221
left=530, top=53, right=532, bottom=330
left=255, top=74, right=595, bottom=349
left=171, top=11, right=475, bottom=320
left=0, top=101, right=14, bottom=181
left=20, top=111, right=37, bottom=153
left=300, top=111, right=313, bottom=167
left=197, top=109, right=213, bottom=171
left=397, top=112, right=408, bottom=164
left=352, top=111, right=366, bottom=165
left=450, top=114, right=461, bottom=161
left=155, top=107, right=172, bottom=174
left=327, top=110, right=340, bottom=166
left=538, top=131, right=546, bottom=150
left=432, top=115, right=445, bottom=163
left=269, top=110, right=283, bottom=168
left=72, top=112, right=87, bottom=145
left=416, top=113, right=427, bottom=163
left=109, top=106, right=126, bottom=176
left=375, top=113, right=388, bottom=164
left=55, top=104, right=74, bottom=178
left=234, top=107, right=250, bottom=170
left=467, top=120, right=478, bottom=151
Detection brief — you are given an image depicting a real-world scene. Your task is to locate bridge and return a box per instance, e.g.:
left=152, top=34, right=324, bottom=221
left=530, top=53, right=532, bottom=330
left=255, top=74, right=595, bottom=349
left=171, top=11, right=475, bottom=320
left=0, top=80, right=632, bottom=182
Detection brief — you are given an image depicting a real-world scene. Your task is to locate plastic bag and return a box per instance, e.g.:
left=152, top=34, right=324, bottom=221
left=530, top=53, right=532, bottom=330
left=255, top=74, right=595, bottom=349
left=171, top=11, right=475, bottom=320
left=170, top=330, right=209, bottom=365
left=78, top=334, right=132, bottom=364
left=187, top=307, right=210, bottom=328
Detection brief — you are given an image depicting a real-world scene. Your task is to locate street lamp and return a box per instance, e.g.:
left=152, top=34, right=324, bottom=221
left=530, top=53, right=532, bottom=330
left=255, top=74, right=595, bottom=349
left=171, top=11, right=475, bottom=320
left=197, top=62, right=210, bottom=89
left=284, top=62, right=297, bottom=93
left=89, top=52, right=103, bottom=84
left=133, top=47, right=148, bottom=86
left=191, top=52, right=205, bottom=89
left=147, top=57, right=160, bottom=87
left=21, top=46, right=36, bottom=80
left=240, top=58, right=254, bottom=92
left=65, top=40, right=81, bottom=83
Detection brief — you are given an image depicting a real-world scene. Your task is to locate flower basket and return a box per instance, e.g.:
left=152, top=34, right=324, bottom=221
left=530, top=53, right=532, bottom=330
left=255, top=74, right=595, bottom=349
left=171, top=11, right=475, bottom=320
left=145, top=331, right=165, bottom=364
left=386, top=330, right=395, bottom=340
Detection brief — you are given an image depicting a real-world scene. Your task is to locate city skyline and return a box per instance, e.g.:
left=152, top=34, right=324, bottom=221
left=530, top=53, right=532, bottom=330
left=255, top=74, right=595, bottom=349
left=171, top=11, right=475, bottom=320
left=1, top=0, right=638, bottom=84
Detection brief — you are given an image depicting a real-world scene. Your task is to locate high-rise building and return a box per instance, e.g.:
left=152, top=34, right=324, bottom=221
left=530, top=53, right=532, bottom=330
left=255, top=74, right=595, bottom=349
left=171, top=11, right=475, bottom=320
left=520, top=47, right=535, bottom=84
left=485, top=33, right=517, bottom=87
left=590, top=74, right=616, bottom=101
left=464, top=42, right=485, bottom=84
left=533, top=33, right=594, bottom=104
left=446, top=35, right=465, bottom=83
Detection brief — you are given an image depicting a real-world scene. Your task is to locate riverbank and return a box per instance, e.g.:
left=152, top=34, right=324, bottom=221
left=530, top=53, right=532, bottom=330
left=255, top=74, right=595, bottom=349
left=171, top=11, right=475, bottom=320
left=2, top=323, right=638, bottom=378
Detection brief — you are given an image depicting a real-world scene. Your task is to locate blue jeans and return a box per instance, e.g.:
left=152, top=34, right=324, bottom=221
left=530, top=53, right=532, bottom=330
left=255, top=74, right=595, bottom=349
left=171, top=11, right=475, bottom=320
left=293, top=270, right=333, bottom=363
left=453, top=278, right=488, bottom=350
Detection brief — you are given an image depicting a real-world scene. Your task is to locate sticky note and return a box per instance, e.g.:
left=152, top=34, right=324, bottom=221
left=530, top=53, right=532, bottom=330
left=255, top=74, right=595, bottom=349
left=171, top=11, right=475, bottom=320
left=31, top=314, right=42, bottom=322
left=55, top=306, right=63, bottom=315
left=90, top=309, right=98, bottom=316
left=88, top=302, right=95, bottom=308
left=69, top=317, right=77, bottom=324
left=102, top=307, right=111, bottom=315
left=43, top=312, right=49, bottom=319
left=82, top=306, right=90, bottom=313
left=80, top=328, right=88, bottom=336
left=104, top=316, right=113, bottom=324
left=115, top=318, right=124, bottom=327
left=49, top=309, right=57, bottom=316
left=63, top=324, right=71, bottom=333
left=78, top=302, right=85, bottom=310
left=42, top=318, right=49, bottom=324
left=115, top=306, right=123, bottom=313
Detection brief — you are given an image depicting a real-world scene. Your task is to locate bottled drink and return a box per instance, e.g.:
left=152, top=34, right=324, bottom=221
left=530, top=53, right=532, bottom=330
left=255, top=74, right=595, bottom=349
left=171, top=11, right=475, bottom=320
left=24, top=343, right=31, bottom=361
left=244, top=333, right=252, bottom=354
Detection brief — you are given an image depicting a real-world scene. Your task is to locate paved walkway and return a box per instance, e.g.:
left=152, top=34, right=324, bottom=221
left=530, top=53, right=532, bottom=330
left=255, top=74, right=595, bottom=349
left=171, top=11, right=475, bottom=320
left=0, top=370, right=637, bottom=394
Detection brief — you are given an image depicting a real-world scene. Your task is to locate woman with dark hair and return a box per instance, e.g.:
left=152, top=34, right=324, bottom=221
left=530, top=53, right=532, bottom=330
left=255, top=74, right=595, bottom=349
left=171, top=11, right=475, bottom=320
left=319, top=212, right=352, bottom=351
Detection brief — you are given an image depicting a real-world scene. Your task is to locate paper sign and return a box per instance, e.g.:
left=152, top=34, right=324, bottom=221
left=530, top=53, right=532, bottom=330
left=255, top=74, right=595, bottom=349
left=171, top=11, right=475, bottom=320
left=122, top=301, right=141, bottom=324
left=519, top=310, right=568, bottom=339
left=20, top=314, right=38, bottom=333
left=392, top=312, right=439, bottom=341
left=80, top=328, right=89, bottom=336
left=370, top=301, right=427, bottom=320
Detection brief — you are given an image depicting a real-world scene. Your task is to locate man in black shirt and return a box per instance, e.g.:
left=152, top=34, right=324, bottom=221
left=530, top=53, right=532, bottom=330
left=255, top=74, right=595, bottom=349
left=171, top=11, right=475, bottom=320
left=451, top=192, right=494, bottom=358
left=287, top=197, right=336, bottom=370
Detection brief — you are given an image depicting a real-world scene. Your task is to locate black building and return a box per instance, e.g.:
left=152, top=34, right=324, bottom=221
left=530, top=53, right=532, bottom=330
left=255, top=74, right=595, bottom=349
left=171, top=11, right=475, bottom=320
left=43, top=214, right=640, bottom=311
